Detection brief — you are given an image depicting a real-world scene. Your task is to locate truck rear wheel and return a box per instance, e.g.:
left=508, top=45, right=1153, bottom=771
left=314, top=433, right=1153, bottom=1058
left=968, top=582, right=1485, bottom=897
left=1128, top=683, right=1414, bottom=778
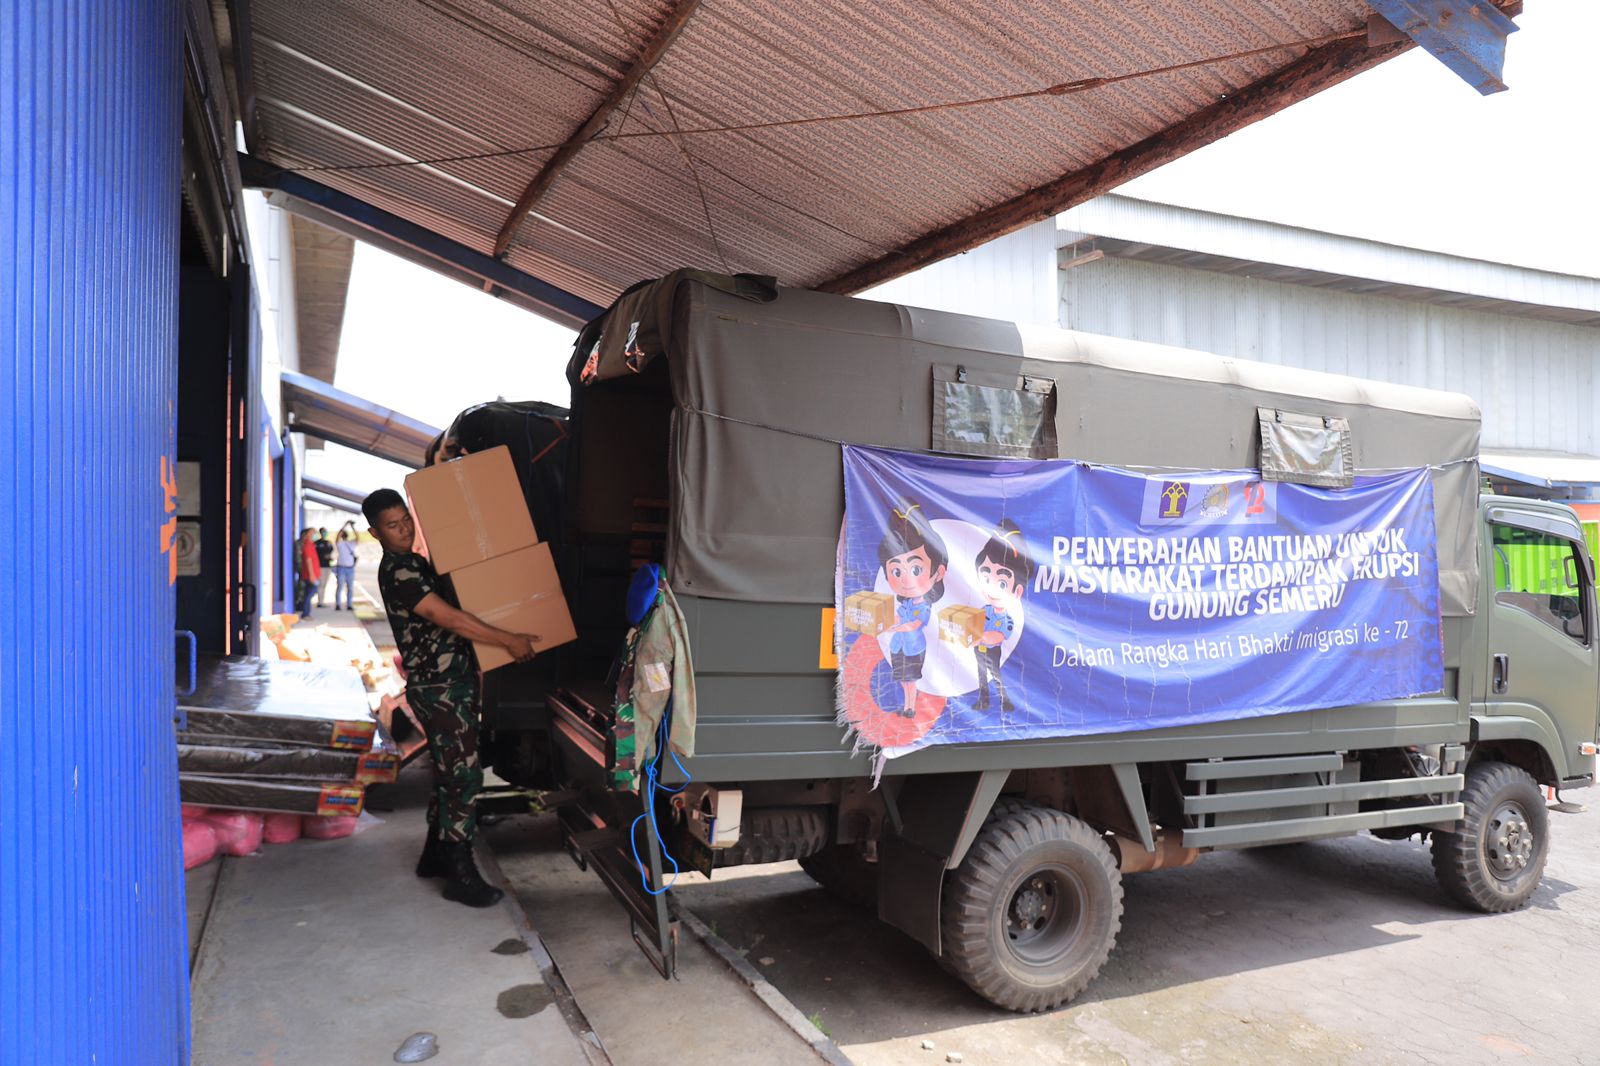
left=940, top=802, right=1122, bottom=1012
left=1431, top=760, right=1548, bottom=913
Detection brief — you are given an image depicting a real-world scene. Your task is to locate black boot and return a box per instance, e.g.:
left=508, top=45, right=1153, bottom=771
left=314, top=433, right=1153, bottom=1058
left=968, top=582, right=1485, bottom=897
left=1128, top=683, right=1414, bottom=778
left=441, top=840, right=504, bottom=908
left=415, top=826, right=447, bottom=879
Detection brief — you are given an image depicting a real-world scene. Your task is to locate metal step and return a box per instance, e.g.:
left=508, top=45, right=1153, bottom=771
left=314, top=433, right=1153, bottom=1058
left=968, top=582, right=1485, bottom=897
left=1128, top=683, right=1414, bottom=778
left=1182, top=803, right=1464, bottom=848
left=1184, top=774, right=1463, bottom=816
left=548, top=688, right=613, bottom=788
left=557, top=793, right=678, bottom=980
left=1185, top=753, right=1346, bottom=781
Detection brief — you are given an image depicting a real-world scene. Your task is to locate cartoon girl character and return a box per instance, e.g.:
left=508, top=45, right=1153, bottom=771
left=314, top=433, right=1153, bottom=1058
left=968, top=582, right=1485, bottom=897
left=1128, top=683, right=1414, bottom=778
left=973, top=518, right=1034, bottom=714
left=878, top=499, right=948, bottom=718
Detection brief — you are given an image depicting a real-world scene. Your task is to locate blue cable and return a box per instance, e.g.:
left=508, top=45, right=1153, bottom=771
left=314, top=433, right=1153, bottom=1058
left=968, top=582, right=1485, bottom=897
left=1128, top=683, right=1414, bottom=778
left=630, top=696, right=691, bottom=896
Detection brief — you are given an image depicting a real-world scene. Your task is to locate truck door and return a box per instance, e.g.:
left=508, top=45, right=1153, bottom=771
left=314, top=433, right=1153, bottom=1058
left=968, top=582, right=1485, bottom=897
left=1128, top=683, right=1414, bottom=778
left=1483, top=506, right=1599, bottom=785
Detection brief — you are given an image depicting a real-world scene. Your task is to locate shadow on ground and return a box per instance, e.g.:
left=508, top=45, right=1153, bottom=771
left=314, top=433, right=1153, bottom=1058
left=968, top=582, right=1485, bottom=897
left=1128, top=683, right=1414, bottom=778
left=669, top=829, right=1577, bottom=1046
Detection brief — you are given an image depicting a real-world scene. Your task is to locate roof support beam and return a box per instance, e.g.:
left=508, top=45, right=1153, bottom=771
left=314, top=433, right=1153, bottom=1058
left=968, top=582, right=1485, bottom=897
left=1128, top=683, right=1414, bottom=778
left=239, top=153, right=603, bottom=328
left=491, top=0, right=701, bottom=259
left=1365, top=0, right=1518, bottom=95
left=818, top=34, right=1412, bottom=295
left=302, top=474, right=369, bottom=508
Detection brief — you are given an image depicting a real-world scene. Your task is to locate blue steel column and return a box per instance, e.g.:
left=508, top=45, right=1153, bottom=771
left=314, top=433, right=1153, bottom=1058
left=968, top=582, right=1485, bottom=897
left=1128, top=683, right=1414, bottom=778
left=1, top=2, right=188, bottom=1064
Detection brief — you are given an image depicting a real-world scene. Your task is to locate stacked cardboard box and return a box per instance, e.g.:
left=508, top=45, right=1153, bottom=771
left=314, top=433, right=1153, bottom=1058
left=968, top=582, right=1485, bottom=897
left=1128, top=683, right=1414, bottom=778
left=843, top=590, right=895, bottom=635
left=937, top=605, right=987, bottom=648
left=177, top=656, right=397, bottom=816
left=405, top=445, right=576, bottom=671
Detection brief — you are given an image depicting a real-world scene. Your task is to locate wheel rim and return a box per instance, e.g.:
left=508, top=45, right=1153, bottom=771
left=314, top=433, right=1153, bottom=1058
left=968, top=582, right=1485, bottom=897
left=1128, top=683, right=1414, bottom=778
left=1483, top=799, right=1537, bottom=881
left=1003, top=863, right=1084, bottom=965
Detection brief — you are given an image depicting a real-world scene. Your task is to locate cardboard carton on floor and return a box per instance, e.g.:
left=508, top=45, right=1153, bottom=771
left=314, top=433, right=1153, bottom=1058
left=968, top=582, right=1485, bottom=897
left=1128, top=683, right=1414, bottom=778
left=404, top=446, right=538, bottom=573
left=451, top=542, right=577, bottom=671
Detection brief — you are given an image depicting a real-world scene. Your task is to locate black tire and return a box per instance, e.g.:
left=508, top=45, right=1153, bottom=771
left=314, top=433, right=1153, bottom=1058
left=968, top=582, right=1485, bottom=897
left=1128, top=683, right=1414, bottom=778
left=798, top=844, right=878, bottom=908
left=1431, top=761, right=1548, bottom=913
left=711, top=807, right=828, bottom=868
left=985, top=796, right=1030, bottom=823
left=940, top=802, right=1122, bottom=1012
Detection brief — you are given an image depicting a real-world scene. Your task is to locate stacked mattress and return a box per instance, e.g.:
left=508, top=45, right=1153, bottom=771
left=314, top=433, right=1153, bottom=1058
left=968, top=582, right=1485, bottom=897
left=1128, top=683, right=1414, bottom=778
left=177, top=656, right=400, bottom=816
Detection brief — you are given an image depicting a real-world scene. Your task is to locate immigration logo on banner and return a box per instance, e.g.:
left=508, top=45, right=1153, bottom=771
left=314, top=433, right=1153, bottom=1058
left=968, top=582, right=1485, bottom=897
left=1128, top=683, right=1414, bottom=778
left=835, top=446, right=1443, bottom=763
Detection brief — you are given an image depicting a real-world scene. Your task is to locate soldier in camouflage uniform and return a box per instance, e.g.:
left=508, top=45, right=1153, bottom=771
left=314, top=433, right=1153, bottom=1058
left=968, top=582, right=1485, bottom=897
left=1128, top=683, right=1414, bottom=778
left=362, top=488, right=541, bottom=908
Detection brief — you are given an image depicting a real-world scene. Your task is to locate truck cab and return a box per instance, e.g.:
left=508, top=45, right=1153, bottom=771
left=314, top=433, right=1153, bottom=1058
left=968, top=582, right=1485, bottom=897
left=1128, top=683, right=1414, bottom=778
left=1476, top=497, right=1600, bottom=789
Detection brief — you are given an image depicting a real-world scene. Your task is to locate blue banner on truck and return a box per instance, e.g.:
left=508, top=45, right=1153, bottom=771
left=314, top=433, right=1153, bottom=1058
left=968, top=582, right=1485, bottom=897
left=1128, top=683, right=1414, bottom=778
left=835, top=446, right=1443, bottom=761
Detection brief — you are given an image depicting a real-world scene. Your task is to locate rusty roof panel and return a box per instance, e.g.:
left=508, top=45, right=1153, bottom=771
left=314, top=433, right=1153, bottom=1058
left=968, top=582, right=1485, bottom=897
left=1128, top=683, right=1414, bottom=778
left=238, top=0, right=1449, bottom=310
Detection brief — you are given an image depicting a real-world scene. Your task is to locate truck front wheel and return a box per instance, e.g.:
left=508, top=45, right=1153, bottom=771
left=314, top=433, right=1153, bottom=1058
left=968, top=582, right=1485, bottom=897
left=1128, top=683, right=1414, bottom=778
left=1431, top=760, right=1549, bottom=913
left=940, top=802, right=1122, bottom=1012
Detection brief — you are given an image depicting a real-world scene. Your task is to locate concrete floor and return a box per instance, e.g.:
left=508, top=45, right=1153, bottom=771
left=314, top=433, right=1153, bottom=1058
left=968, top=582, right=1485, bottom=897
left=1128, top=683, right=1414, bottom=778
left=188, top=769, right=597, bottom=1066
left=484, top=814, right=834, bottom=1066
left=664, top=807, right=1600, bottom=1066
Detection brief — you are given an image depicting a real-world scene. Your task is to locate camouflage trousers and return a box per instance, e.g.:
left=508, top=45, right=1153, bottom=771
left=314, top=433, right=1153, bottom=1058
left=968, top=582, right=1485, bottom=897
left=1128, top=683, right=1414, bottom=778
left=408, top=673, right=484, bottom=843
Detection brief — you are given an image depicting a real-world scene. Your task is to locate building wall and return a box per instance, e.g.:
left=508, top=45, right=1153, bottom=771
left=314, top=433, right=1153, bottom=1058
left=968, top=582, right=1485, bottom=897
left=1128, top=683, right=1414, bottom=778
left=245, top=193, right=301, bottom=613
left=1060, top=256, right=1600, bottom=455
left=0, top=0, right=190, bottom=1062
left=862, top=219, right=1059, bottom=327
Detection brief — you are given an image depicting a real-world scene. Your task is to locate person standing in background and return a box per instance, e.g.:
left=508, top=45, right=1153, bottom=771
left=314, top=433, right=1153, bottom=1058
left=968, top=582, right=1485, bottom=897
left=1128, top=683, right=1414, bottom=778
left=334, top=527, right=358, bottom=611
left=314, top=527, right=335, bottom=607
left=296, top=528, right=321, bottom=618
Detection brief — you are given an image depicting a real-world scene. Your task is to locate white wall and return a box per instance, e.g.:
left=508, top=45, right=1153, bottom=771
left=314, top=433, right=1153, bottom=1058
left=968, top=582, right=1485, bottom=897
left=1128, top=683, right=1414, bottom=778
left=861, top=219, right=1059, bottom=327
left=1060, top=256, right=1600, bottom=454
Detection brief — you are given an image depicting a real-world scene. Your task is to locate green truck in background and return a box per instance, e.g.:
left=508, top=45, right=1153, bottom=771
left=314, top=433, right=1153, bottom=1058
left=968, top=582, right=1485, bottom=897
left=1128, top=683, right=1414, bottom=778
left=466, top=272, right=1600, bottom=1012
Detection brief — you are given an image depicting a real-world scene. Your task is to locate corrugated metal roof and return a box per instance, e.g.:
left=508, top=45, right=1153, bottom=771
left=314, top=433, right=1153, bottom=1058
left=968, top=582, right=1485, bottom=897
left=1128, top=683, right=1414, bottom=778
left=280, top=371, right=441, bottom=467
left=229, top=0, right=1455, bottom=309
left=289, top=213, right=354, bottom=385
left=1060, top=194, right=1600, bottom=326
left=1482, top=451, right=1600, bottom=488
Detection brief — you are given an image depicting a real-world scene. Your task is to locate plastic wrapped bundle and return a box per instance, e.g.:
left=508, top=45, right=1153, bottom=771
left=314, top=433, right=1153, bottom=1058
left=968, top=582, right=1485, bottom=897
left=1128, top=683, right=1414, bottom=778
left=302, top=815, right=358, bottom=840
left=262, top=812, right=303, bottom=844
left=180, top=656, right=377, bottom=750
left=183, top=821, right=219, bottom=870
left=204, top=811, right=265, bottom=857
left=179, top=774, right=364, bottom=817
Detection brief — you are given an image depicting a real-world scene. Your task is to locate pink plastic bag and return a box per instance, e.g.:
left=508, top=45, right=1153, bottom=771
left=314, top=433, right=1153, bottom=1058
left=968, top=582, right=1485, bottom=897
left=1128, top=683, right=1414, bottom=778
left=183, top=821, right=219, bottom=870
left=262, top=812, right=303, bottom=845
left=302, top=815, right=358, bottom=840
left=204, top=811, right=265, bottom=856
left=181, top=805, right=210, bottom=822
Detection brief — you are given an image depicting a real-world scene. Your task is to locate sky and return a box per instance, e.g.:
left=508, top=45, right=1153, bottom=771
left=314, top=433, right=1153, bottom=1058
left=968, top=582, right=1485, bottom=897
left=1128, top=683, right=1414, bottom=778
left=303, top=243, right=578, bottom=495
left=306, top=0, right=1598, bottom=493
left=1116, top=1, right=1600, bottom=274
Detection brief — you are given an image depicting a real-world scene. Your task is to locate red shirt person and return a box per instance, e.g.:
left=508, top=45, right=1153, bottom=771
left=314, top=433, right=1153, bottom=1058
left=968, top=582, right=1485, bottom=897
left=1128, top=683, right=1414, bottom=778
left=296, top=528, right=321, bottom=617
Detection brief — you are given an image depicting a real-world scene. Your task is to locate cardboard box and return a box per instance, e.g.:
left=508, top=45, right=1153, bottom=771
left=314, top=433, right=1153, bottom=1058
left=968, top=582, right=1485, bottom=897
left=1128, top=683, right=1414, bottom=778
left=451, top=542, right=577, bottom=671
left=404, top=446, right=538, bottom=573
left=938, top=605, right=987, bottom=648
left=843, top=590, right=895, bottom=635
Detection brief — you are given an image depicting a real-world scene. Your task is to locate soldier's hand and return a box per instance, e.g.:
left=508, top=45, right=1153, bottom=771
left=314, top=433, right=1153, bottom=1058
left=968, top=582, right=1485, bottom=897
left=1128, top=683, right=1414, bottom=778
left=505, top=633, right=541, bottom=662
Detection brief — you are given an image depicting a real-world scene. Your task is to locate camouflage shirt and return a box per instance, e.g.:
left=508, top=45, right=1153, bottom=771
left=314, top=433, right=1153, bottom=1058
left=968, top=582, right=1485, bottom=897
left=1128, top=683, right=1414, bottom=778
left=378, top=551, right=477, bottom=683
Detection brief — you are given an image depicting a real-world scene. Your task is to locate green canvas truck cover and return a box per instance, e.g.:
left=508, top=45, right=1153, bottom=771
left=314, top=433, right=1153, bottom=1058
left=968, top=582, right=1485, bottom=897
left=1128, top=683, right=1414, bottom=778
left=569, top=270, right=1482, bottom=617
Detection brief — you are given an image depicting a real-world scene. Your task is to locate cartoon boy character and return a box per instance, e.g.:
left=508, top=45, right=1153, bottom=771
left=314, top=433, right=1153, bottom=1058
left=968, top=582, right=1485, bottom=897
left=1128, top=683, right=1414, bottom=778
left=973, top=519, right=1034, bottom=714
left=878, top=499, right=948, bottom=718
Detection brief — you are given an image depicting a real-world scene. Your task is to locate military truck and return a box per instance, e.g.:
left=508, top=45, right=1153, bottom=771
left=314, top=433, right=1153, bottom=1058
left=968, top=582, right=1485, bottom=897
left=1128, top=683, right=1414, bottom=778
left=473, top=271, right=1599, bottom=1012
